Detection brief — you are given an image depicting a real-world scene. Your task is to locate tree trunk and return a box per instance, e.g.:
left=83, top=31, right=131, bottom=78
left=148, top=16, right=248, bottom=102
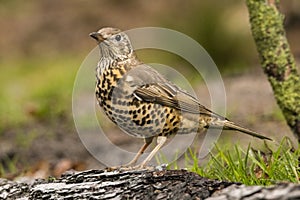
left=246, top=0, right=300, bottom=141
left=1, top=169, right=300, bottom=199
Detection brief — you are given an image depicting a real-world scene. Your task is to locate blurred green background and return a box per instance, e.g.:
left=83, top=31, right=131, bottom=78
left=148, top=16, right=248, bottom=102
left=0, top=0, right=299, bottom=177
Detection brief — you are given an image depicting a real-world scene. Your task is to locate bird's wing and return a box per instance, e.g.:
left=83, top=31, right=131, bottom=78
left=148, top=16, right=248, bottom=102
left=133, top=81, right=272, bottom=141
left=124, top=64, right=226, bottom=119
left=133, top=82, right=226, bottom=120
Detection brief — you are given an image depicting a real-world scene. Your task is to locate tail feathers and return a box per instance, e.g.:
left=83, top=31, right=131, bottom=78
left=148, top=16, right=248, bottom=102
left=224, top=121, right=272, bottom=140
left=209, top=120, right=272, bottom=141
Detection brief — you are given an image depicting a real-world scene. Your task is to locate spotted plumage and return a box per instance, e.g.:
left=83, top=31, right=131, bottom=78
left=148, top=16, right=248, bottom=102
left=90, top=27, right=271, bottom=168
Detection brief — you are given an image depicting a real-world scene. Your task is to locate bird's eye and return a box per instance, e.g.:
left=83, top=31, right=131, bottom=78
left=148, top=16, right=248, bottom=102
left=115, top=35, right=121, bottom=41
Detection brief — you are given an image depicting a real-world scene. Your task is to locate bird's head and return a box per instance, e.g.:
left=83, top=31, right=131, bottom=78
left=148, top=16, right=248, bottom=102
left=90, top=27, right=133, bottom=61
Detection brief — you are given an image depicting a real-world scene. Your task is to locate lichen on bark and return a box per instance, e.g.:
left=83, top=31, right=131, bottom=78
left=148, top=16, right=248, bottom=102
left=246, top=0, right=300, bottom=140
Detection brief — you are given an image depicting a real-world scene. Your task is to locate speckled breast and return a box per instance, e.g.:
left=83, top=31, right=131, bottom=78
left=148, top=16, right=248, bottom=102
left=95, top=64, right=198, bottom=138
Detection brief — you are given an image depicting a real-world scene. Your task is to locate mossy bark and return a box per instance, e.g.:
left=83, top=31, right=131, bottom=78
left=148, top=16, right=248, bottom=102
left=246, top=0, right=300, bottom=141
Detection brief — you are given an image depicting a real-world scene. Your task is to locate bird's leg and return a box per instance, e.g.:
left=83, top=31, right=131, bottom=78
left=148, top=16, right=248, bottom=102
left=122, top=137, right=153, bottom=167
left=137, top=136, right=167, bottom=169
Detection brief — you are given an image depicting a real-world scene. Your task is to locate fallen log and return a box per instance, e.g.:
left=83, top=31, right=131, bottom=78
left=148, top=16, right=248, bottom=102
left=0, top=168, right=299, bottom=199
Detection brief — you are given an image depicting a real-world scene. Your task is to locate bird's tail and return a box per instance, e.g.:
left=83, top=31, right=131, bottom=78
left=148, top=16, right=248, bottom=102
left=223, top=121, right=272, bottom=140
left=208, top=120, right=272, bottom=141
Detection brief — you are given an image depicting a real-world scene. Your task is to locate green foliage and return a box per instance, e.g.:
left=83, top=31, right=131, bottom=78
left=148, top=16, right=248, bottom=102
left=159, top=1, right=256, bottom=72
left=0, top=55, right=79, bottom=130
left=185, top=137, right=300, bottom=185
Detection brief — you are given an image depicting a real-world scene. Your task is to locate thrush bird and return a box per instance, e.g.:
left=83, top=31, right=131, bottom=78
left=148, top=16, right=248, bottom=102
left=90, top=27, right=271, bottom=168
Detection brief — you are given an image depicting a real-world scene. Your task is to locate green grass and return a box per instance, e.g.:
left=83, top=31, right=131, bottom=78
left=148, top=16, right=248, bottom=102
left=0, top=154, right=19, bottom=178
left=184, top=137, right=299, bottom=185
left=155, top=137, right=299, bottom=185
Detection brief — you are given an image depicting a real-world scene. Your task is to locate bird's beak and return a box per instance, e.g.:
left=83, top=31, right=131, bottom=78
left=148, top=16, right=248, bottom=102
left=89, top=32, right=104, bottom=42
